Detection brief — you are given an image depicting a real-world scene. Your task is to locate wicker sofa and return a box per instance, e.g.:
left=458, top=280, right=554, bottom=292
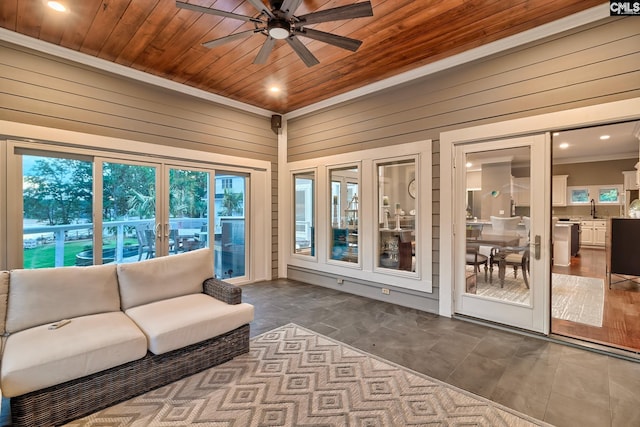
left=0, top=248, right=254, bottom=427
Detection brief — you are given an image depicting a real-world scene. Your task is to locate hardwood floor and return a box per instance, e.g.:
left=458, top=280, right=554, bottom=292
left=551, top=247, right=640, bottom=352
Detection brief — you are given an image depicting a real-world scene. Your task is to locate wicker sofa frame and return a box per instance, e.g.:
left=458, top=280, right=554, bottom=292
left=8, top=278, right=250, bottom=427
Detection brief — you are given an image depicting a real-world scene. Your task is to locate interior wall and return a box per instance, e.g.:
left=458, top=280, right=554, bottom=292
left=286, top=17, right=640, bottom=308
left=0, top=41, right=280, bottom=278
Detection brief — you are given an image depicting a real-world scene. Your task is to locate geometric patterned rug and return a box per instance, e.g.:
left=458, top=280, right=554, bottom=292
left=64, top=324, right=551, bottom=426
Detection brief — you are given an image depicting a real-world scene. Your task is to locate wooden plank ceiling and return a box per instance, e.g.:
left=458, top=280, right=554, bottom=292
left=0, top=0, right=604, bottom=114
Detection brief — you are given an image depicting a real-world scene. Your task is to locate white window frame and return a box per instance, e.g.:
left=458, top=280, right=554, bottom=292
left=286, top=140, right=433, bottom=293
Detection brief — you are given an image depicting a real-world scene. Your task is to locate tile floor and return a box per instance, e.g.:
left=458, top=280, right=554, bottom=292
left=243, top=278, right=640, bottom=427
left=2, top=278, right=638, bottom=426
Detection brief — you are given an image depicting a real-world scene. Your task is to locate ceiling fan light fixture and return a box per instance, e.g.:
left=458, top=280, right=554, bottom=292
left=268, top=20, right=291, bottom=39
left=46, top=1, right=66, bottom=12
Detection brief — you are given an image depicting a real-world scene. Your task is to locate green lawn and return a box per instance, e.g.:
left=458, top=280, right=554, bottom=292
left=23, top=238, right=138, bottom=269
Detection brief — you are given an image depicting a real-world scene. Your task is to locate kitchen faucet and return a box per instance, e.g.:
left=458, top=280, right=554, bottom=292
left=590, top=198, right=596, bottom=218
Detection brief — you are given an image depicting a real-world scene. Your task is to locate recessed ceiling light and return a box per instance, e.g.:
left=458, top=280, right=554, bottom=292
left=559, top=142, right=569, bottom=149
left=600, top=135, right=610, bottom=140
left=553, top=132, right=560, bottom=137
left=466, top=162, right=472, bottom=167
left=47, top=1, right=66, bottom=12
left=269, top=86, right=281, bottom=94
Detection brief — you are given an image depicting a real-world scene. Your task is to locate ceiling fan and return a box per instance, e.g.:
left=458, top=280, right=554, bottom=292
left=176, top=0, right=373, bottom=67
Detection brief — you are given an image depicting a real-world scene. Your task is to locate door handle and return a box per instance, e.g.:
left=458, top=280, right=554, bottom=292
left=164, top=223, right=170, bottom=238
left=155, top=223, right=162, bottom=240
left=534, top=235, right=541, bottom=260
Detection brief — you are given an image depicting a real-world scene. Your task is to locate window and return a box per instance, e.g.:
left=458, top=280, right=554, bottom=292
left=221, top=178, right=233, bottom=189
left=293, top=171, right=315, bottom=256
left=286, top=140, right=431, bottom=293
left=377, top=159, right=416, bottom=272
left=329, top=166, right=359, bottom=264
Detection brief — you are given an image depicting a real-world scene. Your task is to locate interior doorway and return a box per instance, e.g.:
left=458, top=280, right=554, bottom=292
left=550, top=121, right=640, bottom=352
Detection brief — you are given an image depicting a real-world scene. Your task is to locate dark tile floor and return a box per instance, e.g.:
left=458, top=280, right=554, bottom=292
left=243, top=278, right=640, bottom=427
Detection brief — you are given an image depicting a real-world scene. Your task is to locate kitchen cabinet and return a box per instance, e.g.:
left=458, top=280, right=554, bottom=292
left=512, top=175, right=565, bottom=206
left=580, top=220, right=607, bottom=247
left=512, top=177, right=530, bottom=206
left=552, top=175, right=568, bottom=206
left=623, top=171, right=639, bottom=190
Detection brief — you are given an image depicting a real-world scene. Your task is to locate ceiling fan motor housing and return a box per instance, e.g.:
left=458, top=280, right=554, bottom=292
left=268, top=19, right=291, bottom=39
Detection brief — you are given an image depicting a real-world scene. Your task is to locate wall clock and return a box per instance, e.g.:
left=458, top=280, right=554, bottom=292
left=408, top=179, right=416, bottom=198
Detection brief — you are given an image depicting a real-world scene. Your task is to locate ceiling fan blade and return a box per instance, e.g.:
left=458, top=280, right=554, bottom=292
left=286, top=37, right=320, bottom=67
left=280, top=0, right=303, bottom=18
left=202, top=30, right=258, bottom=49
left=294, top=28, right=362, bottom=52
left=253, top=36, right=276, bottom=64
left=245, top=0, right=274, bottom=18
left=296, top=1, right=373, bottom=26
left=176, top=1, right=259, bottom=23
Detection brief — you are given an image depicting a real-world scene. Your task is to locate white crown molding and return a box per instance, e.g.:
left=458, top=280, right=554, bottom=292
left=0, top=27, right=274, bottom=118
left=285, top=3, right=610, bottom=119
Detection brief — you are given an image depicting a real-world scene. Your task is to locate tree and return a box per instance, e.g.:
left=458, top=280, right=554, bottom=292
left=219, top=188, right=243, bottom=216
left=23, top=158, right=92, bottom=225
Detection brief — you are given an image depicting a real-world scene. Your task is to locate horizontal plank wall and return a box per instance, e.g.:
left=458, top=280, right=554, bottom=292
left=0, top=41, right=280, bottom=279
left=0, top=42, right=276, bottom=162
left=286, top=17, right=640, bottom=310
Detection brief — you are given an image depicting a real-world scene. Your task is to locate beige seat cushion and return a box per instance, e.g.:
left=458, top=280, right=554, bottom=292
left=6, top=264, right=120, bottom=333
left=1, top=312, right=147, bottom=397
left=125, top=293, right=254, bottom=355
left=117, top=248, right=214, bottom=310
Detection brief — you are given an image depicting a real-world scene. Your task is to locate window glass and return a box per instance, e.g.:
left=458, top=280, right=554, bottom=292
left=22, top=155, right=93, bottom=268
left=214, top=172, right=247, bottom=278
left=377, top=159, right=416, bottom=271
left=294, top=172, right=315, bottom=256
left=329, top=166, right=359, bottom=263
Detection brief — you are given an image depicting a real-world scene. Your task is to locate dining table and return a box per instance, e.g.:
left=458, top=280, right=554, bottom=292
left=467, top=233, right=522, bottom=288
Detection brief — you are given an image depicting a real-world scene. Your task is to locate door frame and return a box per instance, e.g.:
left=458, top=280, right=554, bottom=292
left=453, top=135, right=550, bottom=333
left=440, top=97, right=640, bottom=321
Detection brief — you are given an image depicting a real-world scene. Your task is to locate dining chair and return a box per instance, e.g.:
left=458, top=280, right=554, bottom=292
left=489, top=216, right=520, bottom=234
left=466, top=244, right=488, bottom=282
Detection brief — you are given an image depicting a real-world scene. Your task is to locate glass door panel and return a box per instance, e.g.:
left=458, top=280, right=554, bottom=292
left=464, top=147, right=531, bottom=302
left=214, top=172, right=247, bottom=279
left=102, top=161, right=158, bottom=264
left=167, top=168, right=210, bottom=256
left=22, top=155, right=93, bottom=268
left=455, top=135, right=550, bottom=333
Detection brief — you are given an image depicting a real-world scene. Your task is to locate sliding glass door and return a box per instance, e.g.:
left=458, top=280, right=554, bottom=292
left=14, top=148, right=248, bottom=281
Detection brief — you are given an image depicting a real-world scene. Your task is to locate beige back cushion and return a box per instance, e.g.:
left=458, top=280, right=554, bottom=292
left=5, top=264, right=120, bottom=333
left=117, top=248, right=213, bottom=310
left=0, top=271, right=9, bottom=357
left=0, top=272, right=9, bottom=333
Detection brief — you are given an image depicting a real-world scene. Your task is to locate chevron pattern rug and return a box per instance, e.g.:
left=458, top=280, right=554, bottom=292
left=65, top=324, right=549, bottom=426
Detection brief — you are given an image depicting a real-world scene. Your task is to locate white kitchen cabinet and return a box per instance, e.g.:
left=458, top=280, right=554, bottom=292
left=594, top=220, right=607, bottom=246
left=580, top=220, right=594, bottom=245
left=623, top=171, right=639, bottom=190
left=580, top=220, right=607, bottom=247
left=552, top=175, right=568, bottom=206
left=512, top=177, right=530, bottom=206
